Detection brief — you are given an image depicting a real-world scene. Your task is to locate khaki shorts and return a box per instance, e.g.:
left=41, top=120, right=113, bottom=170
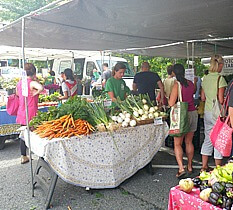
left=188, top=110, right=198, bottom=132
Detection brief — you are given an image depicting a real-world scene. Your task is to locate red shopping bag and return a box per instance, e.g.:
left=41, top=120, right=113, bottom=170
left=6, top=94, right=19, bottom=116
left=210, top=116, right=233, bottom=157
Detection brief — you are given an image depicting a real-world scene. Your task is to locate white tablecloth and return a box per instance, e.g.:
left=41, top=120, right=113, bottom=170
left=24, top=122, right=168, bottom=189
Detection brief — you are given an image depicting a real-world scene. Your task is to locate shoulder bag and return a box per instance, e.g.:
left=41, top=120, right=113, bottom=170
left=212, top=76, right=223, bottom=121
left=6, top=94, right=19, bottom=116
left=210, top=82, right=233, bottom=157
left=169, top=82, right=190, bottom=137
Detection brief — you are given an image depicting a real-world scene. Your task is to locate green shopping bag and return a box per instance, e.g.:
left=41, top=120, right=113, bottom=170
left=169, top=82, right=190, bottom=137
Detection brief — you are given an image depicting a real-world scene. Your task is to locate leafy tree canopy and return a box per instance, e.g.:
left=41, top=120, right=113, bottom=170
left=0, top=0, right=56, bottom=22
left=112, top=53, right=208, bottom=79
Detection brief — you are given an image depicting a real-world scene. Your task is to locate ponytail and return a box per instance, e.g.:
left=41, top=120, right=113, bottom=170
left=173, top=64, right=188, bottom=87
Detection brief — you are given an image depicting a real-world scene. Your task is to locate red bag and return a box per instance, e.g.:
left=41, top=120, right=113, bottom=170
left=6, top=94, right=19, bottom=116
left=210, top=116, right=233, bottom=156
left=209, top=83, right=233, bottom=157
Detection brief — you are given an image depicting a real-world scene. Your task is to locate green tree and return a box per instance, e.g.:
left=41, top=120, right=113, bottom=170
left=0, top=0, right=56, bottom=22
left=112, top=53, right=207, bottom=78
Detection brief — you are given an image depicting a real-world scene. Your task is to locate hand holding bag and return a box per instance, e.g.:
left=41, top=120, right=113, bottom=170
left=6, top=94, right=19, bottom=116
left=169, top=82, right=190, bottom=137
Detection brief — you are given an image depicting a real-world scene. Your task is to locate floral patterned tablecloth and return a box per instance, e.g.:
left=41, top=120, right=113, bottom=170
left=168, top=186, right=221, bottom=210
left=25, top=122, right=168, bottom=189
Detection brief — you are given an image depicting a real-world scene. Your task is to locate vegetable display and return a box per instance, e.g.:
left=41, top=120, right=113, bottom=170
left=179, top=178, right=194, bottom=193
left=111, top=94, right=167, bottom=128
left=34, top=114, right=94, bottom=139
left=0, top=124, right=21, bottom=136
left=178, top=162, right=233, bottom=209
left=30, top=94, right=168, bottom=139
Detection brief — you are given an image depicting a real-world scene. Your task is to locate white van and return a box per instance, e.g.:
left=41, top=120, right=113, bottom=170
left=52, top=56, right=134, bottom=95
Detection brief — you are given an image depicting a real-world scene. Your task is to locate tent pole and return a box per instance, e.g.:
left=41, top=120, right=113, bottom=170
left=192, top=42, right=194, bottom=69
left=186, top=42, right=189, bottom=67
left=22, top=17, right=34, bottom=197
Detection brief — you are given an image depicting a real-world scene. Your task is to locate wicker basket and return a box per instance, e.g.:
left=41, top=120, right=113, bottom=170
left=135, top=116, right=167, bottom=126
left=136, top=118, right=154, bottom=125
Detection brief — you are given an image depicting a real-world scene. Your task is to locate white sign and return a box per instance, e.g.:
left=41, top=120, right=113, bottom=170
left=221, top=58, right=233, bottom=75
left=185, top=68, right=194, bottom=83
left=21, top=69, right=28, bottom=97
left=104, top=99, right=112, bottom=107
left=134, top=56, right=139, bottom=67
left=95, top=84, right=102, bottom=91
left=154, top=117, right=163, bottom=126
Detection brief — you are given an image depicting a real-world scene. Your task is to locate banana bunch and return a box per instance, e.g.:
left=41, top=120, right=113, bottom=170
left=0, top=124, right=21, bottom=136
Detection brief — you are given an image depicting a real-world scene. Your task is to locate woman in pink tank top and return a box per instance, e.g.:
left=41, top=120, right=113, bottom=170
left=168, top=64, right=198, bottom=178
left=16, top=63, right=44, bottom=164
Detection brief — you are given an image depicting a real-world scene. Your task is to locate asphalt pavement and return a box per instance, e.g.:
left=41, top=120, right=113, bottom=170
left=0, top=135, right=226, bottom=210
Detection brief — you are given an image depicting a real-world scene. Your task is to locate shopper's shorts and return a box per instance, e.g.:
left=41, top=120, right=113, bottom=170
left=188, top=110, right=198, bottom=132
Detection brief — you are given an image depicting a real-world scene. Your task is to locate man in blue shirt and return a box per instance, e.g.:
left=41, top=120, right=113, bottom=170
left=132, top=62, right=165, bottom=104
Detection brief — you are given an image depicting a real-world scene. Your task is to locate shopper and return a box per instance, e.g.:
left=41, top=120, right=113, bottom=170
left=102, top=63, right=112, bottom=88
left=200, top=54, right=227, bottom=171
left=133, top=62, right=165, bottom=104
left=105, top=62, right=130, bottom=105
left=163, top=64, right=175, bottom=103
left=59, top=68, right=77, bottom=101
left=16, top=63, right=44, bottom=164
left=168, top=64, right=198, bottom=178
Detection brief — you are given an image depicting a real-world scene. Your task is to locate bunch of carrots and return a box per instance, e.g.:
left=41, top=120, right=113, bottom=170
left=34, top=114, right=95, bottom=140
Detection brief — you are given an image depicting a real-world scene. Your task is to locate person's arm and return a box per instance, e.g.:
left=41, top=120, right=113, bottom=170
left=229, top=107, right=233, bottom=128
left=157, top=80, right=165, bottom=105
left=108, top=92, right=116, bottom=102
left=102, top=79, right=106, bottom=87
left=30, top=81, right=44, bottom=96
left=218, top=87, right=225, bottom=104
left=193, top=77, right=197, bottom=94
left=132, top=83, right=137, bottom=92
left=201, top=88, right=206, bottom=101
left=59, top=91, right=68, bottom=100
left=16, top=87, right=19, bottom=96
left=53, top=77, right=57, bottom=85
left=168, top=82, right=178, bottom=107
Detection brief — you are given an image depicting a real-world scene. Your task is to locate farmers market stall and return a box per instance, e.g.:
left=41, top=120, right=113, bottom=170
left=23, top=121, right=168, bottom=208
left=0, top=106, right=51, bottom=149
left=168, top=186, right=221, bottom=210
left=24, top=122, right=168, bottom=188
left=169, top=163, right=233, bottom=210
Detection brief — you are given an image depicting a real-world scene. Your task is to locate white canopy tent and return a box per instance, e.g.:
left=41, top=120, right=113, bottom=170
left=0, top=0, right=233, bottom=58
left=0, top=45, right=101, bottom=60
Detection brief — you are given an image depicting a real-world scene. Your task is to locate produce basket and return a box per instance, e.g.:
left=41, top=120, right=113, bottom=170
left=136, top=116, right=167, bottom=126
left=0, top=124, right=21, bottom=136
left=136, top=118, right=154, bottom=125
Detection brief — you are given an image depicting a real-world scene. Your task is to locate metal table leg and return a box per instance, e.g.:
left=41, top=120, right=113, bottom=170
left=145, top=161, right=154, bottom=175
left=0, top=136, right=6, bottom=150
left=33, top=157, right=58, bottom=209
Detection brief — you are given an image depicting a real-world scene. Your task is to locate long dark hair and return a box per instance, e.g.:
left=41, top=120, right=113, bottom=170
left=173, top=64, right=188, bottom=87
left=64, top=68, right=74, bottom=81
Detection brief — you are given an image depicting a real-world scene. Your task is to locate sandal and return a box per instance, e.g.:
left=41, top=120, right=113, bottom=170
left=185, top=166, right=193, bottom=174
left=200, top=166, right=214, bottom=173
left=176, top=170, right=186, bottom=178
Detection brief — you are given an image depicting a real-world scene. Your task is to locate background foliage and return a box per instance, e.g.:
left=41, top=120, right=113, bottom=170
left=113, top=53, right=208, bottom=79
left=0, top=0, right=56, bottom=22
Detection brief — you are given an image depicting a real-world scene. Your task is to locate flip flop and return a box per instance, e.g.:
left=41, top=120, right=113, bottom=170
left=200, top=166, right=214, bottom=173
left=185, top=166, right=193, bottom=174
left=176, top=170, right=186, bottom=178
